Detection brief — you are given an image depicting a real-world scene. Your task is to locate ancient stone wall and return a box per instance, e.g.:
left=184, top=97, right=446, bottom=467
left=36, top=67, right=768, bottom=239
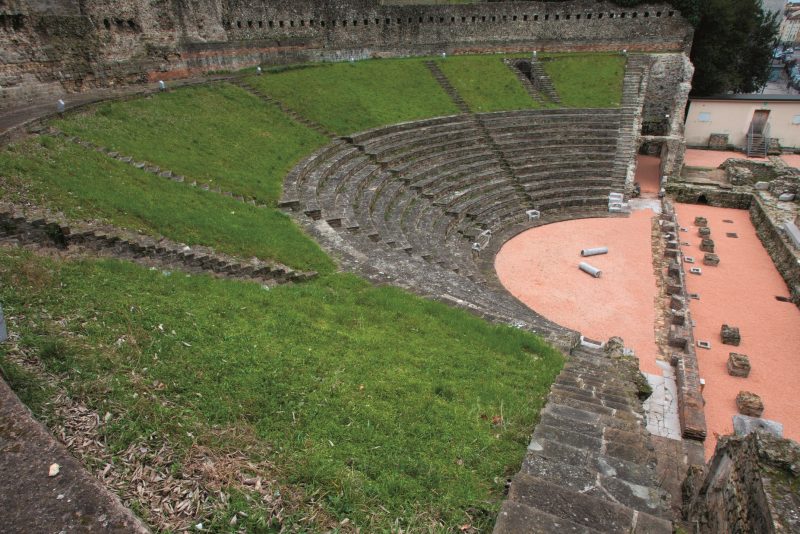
left=1, top=0, right=693, bottom=110
left=643, top=53, right=692, bottom=125
left=750, top=196, right=800, bottom=306
left=682, top=432, right=800, bottom=534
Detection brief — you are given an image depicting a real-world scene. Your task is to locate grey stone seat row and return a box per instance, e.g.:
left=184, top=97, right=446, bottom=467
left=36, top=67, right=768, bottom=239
left=281, top=109, right=628, bottom=346
left=0, top=204, right=315, bottom=285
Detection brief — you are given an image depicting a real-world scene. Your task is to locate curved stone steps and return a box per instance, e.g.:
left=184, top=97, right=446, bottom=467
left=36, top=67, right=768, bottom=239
left=412, top=159, right=501, bottom=194
left=504, top=146, right=618, bottom=163
left=390, top=146, right=494, bottom=178
left=525, top=177, right=617, bottom=193
left=374, top=131, right=485, bottom=166
left=281, top=140, right=348, bottom=207
left=421, top=168, right=507, bottom=200
left=513, top=158, right=616, bottom=176
left=299, top=145, right=361, bottom=204
left=494, top=134, right=620, bottom=148
left=282, top=109, right=634, bottom=346
left=350, top=115, right=473, bottom=152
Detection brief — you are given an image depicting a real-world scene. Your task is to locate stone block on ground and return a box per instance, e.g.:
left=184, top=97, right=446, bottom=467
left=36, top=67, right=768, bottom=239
left=708, top=133, right=728, bottom=150
left=721, top=324, right=741, bottom=346
left=700, top=238, right=715, bottom=253
left=733, top=415, right=783, bottom=438
left=703, top=253, right=719, bottom=266
left=736, top=391, right=764, bottom=417
left=727, top=352, right=751, bottom=377
left=698, top=227, right=711, bottom=237
left=694, top=216, right=708, bottom=227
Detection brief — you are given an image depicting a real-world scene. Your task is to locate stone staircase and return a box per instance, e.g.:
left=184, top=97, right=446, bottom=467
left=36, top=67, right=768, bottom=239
left=746, top=133, right=768, bottom=158
left=494, top=339, right=674, bottom=533
left=230, top=79, right=337, bottom=138
left=425, top=61, right=471, bottom=114
left=0, top=203, right=316, bottom=285
left=529, top=60, right=561, bottom=105
left=503, top=59, right=545, bottom=105
left=612, top=56, right=651, bottom=194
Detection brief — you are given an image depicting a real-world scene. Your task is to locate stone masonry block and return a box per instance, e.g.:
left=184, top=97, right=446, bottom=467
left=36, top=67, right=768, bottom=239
left=721, top=324, right=741, bottom=346
left=736, top=391, right=764, bottom=417
left=727, top=353, right=751, bottom=378
left=700, top=238, right=715, bottom=253
left=703, top=253, right=719, bottom=266
left=694, top=216, right=708, bottom=227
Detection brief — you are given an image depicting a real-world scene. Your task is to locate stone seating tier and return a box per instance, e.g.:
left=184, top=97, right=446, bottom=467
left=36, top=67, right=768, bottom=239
left=282, top=108, right=627, bottom=347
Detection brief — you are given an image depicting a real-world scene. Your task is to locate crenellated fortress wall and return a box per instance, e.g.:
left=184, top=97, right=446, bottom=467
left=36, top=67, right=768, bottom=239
left=0, top=1, right=693, bottom=110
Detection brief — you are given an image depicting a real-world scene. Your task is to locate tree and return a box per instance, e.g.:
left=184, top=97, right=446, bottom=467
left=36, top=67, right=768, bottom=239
left=612, top=0, right=777, bottom=95
left=688, top=0, right=779, bottom=95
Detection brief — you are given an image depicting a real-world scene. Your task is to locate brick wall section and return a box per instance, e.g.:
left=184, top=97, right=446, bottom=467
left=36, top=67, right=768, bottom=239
left=660, top=200, right=708, bottom=441
left=0, top=203, right=316, bottom=285
left=1, top=0, right=692, bottom=109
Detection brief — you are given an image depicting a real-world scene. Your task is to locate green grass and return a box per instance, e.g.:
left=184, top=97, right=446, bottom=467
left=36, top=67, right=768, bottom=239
left=247, top=59, right=460, bottom=135
left=0, top=249, right=563, bottom=532
left=0, top=356, right=53, bottom=416
left=55, top=83, right=328, bottom=205
left=541, top=53, right=626, bottom=108
left=0, top=136, right=334, bottom=273
left=435, top=55, right=540, bottom=112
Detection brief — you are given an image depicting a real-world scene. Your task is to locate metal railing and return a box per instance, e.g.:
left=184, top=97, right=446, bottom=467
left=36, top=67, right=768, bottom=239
left=746, top=122, right=770, bottom=157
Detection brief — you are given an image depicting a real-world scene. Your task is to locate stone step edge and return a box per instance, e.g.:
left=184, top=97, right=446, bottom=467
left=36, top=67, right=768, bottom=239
left=0, top=202, right=316, bottom=285
left=231, top=79, right=338, bottom=139
left=493, top=341, right=675, bottom=532
left=50, top=129, right=271, bottom=210
left=424, top=60, right=471, bottom=115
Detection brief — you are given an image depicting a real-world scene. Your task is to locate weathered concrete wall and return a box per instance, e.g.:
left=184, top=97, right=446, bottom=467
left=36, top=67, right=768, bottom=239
left=1, top=0, right=693, bottom=110
left=682, top=432, right=800, bottom=534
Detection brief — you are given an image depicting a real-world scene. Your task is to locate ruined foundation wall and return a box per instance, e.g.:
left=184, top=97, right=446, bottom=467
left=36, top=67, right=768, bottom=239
left=750, top=196, right=800, bottom=305
left=1, top=0, right=693, bottom=110
left=682, top=432, right=800, bottom=534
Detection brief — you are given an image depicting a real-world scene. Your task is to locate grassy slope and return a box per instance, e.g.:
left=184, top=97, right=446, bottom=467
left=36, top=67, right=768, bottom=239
left=247, top=59, right=460, bottom=135
left=435, top=55, right=540, bottom=112
left=0, top=136, right=334, bottom=273
left=55, top=83, right=328, bottom=205
left=541, top=53, right=626, bottom=108
left=0, top=249, right=563, bottom=532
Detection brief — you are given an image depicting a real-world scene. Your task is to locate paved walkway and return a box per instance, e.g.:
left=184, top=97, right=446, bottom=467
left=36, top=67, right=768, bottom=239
left=0, top=377, right=149, bottom=533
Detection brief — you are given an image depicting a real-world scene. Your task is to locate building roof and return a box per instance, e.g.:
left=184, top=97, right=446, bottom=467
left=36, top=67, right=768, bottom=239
left=691, top=94, right=800, bottom=102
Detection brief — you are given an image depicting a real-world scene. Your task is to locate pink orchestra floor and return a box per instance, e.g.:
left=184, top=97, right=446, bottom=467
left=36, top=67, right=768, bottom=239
left=495, top=209, right=663, bottom=376
left=495, top=157, right=800, bottom=458
left=684, top=148, right=800, bottom=170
